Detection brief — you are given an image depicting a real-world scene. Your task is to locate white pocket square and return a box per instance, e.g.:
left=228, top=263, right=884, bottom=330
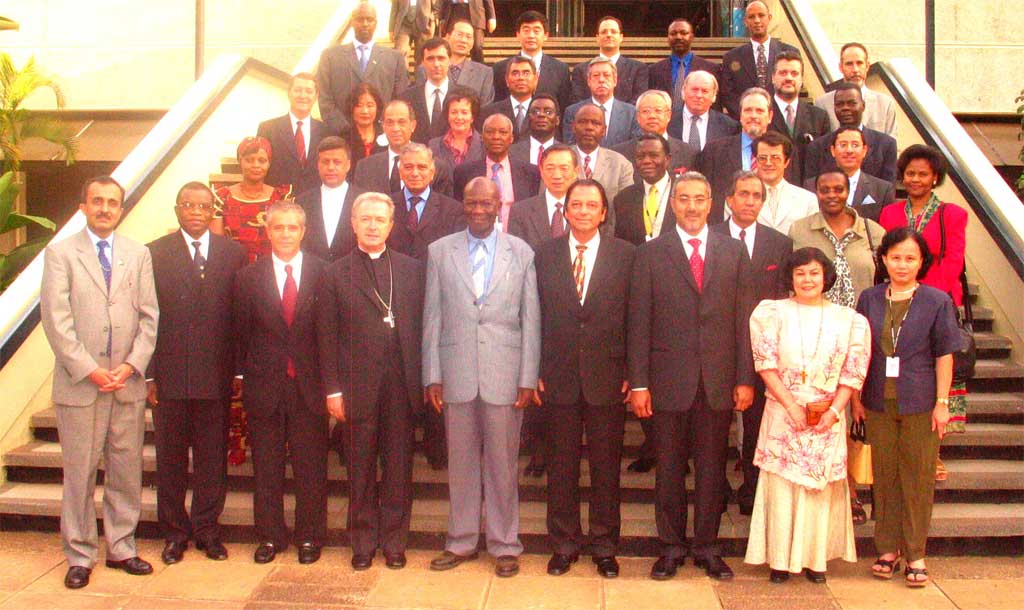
left=863, top=195, right=876, bottom=204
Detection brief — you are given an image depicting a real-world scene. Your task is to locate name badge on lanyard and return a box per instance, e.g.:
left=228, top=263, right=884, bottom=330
left=885, top=356, right=900, bottom=378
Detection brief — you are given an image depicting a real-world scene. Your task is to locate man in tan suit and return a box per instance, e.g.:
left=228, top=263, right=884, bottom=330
left=40, top=176, right=159, bottom=589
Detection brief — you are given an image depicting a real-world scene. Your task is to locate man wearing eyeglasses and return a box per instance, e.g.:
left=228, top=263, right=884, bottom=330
left=508, top=94, right=560, bottom=167
left=146, top=182, right=247, bottom=565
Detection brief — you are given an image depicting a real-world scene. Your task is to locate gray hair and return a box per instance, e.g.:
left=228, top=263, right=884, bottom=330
left=673, top=171, right=711, bottom=197
left=400, top=142, right=434, bottom=163
left=728, top=170, right=765, bottom=197
left=682, top=70, right=719, bottom=95
left=636, top=89, right=672, bottom=108
left=350, top=191, right=395, bottom=220
left=739, top=87, right=772, bottom=109
left=482, top=112, right=513, bottom=130
left=586, top=56, right=618, bottom=76
left=266, top=200, right=306, bottom=227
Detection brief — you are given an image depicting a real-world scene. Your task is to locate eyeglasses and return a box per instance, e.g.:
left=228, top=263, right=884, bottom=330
left=528, top=107, right=557, bottom=116
left=755, top=154, right=785, bottom=164
left=177, top=202, right=217, bottom=212
left=675, top=195, right=709, bottom=205
left=637, top=108, right=670, bottom=116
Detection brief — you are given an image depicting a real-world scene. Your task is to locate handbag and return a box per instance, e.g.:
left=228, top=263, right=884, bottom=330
left=938, top=205, right=976, bottom=383
left=848, top=419, right=873, bottom=485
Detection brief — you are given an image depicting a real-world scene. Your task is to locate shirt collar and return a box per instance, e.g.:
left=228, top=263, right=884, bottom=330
left=676, top=222, right=709, bottom=244
left=271, top=250, right=303, bottom=272
left=591, top=96, right=614, bottom=111
left=510, top=95, right=532, bottom=109
left=531, top=136, right=555, bottom=148
left=404, top=185, right=431, bottom=202
left=289, top=112, right=310, bottom=128
left=600, top=52, right=621, bottom=64
left=486, top=155, right=510, bottom=169
left=358, top=245, right=387, bottom=260
left=427, top=79, right=449, bottom=96
left=686, top=107, right=708, bottom=122
left=773, top=94, right=798, bottom=112
left=521, top=50, right=543, bottom=66
left=321, top=181, right=349, bottom=197
left=728, top=218, right=755, bottom=239
left=466, top=227, right=498, bottom=251
left=356, top=40, right=375, bottom=52
left=575, top=145, right=599, bottom=162
left=569, top=228, right=600, bottom=250
left=645, top=172, right=670, bottom=193
left=85, top=227, right=113, bottom=249
left=750, top=37, right=771, bottom=52
left=180, top=229, right=210, bottom=251
left=545, top=190, right=565, bottom=208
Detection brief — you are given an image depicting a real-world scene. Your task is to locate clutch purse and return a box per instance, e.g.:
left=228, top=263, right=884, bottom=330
left=804, top=400, right=832, bottom=426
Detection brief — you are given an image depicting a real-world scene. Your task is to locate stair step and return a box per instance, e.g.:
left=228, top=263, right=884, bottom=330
left=941, top=423, right=1024, bottom=447
left=969, top=392, right=1024, bottom=417
left=973, top=359, right=1024, bottom=379
left=974, top=331, right=1012, bottom=351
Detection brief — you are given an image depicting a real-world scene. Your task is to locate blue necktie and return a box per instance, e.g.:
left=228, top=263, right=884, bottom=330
left=490, top=163, right=502, bottom=198
left=359, top=45, right=369, bottom=74
left=97, top=240, right=112, bottom=289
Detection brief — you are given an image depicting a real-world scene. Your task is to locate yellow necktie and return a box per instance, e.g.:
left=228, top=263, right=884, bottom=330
left=644, top=184, right=659, bottom=236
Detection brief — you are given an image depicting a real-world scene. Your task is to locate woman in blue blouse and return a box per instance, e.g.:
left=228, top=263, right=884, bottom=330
left=854, top=227, right=963, bottom=588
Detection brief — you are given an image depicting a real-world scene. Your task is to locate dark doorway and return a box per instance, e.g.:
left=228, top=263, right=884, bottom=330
left=493, top=1, right=717, bottom=37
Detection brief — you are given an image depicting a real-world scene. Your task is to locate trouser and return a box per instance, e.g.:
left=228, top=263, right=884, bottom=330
left=56, top=396, right=146, bottom=568
left=247, top=379, right=328, bottom=548
left=866, top=399, right=940, bottom=562
left=423, top=406, right=447, bottom=466
left=737, top=384, right=768, bottom=509
left=346, top=366, right=414, bottom=556
left=522, top=400, right=547, bottom=465
left=444, top=397, right=524, bottom=557
left=153, top=397, right=229, bottom=545
left=653, top=389, right=732, bottom=560
left=545, top=399, right=625, bottom=557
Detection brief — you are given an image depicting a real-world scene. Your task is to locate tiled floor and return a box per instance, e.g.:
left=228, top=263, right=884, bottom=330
left=0, top=532, right=1020, bottom=609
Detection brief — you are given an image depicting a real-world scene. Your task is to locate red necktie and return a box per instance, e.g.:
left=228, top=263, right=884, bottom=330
left=295, top=120, right=306, bottom=165
left=688, top=238, right=704, bottom=293
left=583, top=154, right=593, bottom=179
left=282, top=264, right=298, bottom=377
left=537, top=144, right=545, bottom=167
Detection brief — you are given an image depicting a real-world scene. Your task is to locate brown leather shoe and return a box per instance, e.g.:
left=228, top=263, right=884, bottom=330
left=64, top=566, right=91, bottom=589
left=495, top=555, right=519, bottom=577
left=104, top=556, right=153, bottom=575
left=429, top=550, right=479, bottom=571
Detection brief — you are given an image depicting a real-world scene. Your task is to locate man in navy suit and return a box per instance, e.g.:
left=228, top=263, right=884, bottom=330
left=649, top=19, right=720, bottom=106
left=803, top=82, right=897, bottom=183
left=492, top=11, right=572, bottom=113
left=563, top=57, right=639, bottom=148
left=718, top=1, right=799, bottom=117
left=480, top=56, right=538, bottom=142
left=669, top=71, right=739, bottom=151
left=257, top=72, right=326, bottom=196
left=570, top=17, right=649, bottom=104
left=768, top=51, right=830, bottom=185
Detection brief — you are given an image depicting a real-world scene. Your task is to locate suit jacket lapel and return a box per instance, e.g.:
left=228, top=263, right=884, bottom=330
left=581, top=238, right=610, bottom=310
left=530, top=196, right=550, bottom=239
left=449, top=234, right=476, bottom=296
left=701, top=231, right=718, bottom=290
left=486, top=233, right=513, bottom=298
left=174, top=234, right=202, bottom=288
left=278, top=117, right=300, bottom=165
left=352, top=254, right=380, bottom=308
left=295, top=261, right=317, bottom=316
left=74, top=231, right=110, bottom=294
left=260, top=260, right=289, bottom=337
left=416, top=192, right=442, bottom=234
left=667, top=231, right=699, bottom=293
left=307, top=191, right=330, bottom=252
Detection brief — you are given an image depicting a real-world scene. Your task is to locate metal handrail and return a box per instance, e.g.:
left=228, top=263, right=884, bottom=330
left=776, top=0, right=840, bottom=88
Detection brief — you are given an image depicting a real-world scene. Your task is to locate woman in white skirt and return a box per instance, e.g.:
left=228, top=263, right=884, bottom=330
left=745, top=247, right=871, bottom=584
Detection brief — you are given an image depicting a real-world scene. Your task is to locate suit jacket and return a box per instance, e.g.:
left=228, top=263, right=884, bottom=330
left=650, top=53, right=720, bottom=101
left=815, top=87, right=898, bottom=136
left=428, top=132, right=486, bottom=167
left=147, top=231, right=246, bottom=400
left=388, top=189, right=466, bottom=260
left=416, top=60, right=495, bottom=106
left=422, top=230, right=541, bottom=404
left=570, top=56, right=649, bottom=104
left=803, top=127, right=897, bottom=183
left=233, top=255, right=326, bottom=416
left=535, top=234, right=636, bottom=405
left=802, top=171, right=895, bottom=221
left=668, top=108, right=739, bottom=149
left=769, top=99, right=831, bottom=184
left=697, top=133, right=744, bottom=223
left=719, top=38, right=800, bottom=117
left=493, top=54, right=574, bottom=113
left=578, top=145, right=634, bottom=203
left=627, top=229, right=756, bottom=411
left=352, top=150, right=455, bottom=197
left=296, top=183, right=365, bottom=263
left=399, top=83, right=475, bottom=144
left=611, top=136, right=698, bottom=184
left=758, top=179, right=819, bottom=235
left=711, top=222, right=792, bottom=301
left=438, top=0, right=495, bottom=29
left=40, top=230, right=158, bottom=406
left=317, top=249, right=424, bottom=421
left=479, top=97, right=532, bottom=141
left=612, top=181, right=677, bottom=246
left=257, top=115, right=328, bottom=196
left=390, top=0, right=433, bottom=35
left=316, top=42, right=410, bottom=132
left=509, top=136, right=558, bottom=167
left=453, top=157, right=540, bottom=202
left=563, top=99, right=639, bottom=148
left=506, top=194, right=589, bottom=251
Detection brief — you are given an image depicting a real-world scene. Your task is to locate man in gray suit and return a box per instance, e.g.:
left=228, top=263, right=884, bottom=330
left=423, top=177, right=540, bottom=578
left=815, top=42, right=897, bottom=136
left=613, top=89, right=699, bottom=183
left=563, top=57, right=639, bottom=148
left=40, top=176, right=159, bottom=589
left=414, top=19, right=494, bottom=106
left=390, top=0, right=434, bottom=57
left=569, top=104, right=634, bottom=204
left=317, top=2, right=410, bottom=133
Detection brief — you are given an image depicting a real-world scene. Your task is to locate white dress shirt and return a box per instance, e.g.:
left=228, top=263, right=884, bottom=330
left=568, top=230, right=600, bottom=304
left=575, top=146, right=600, bottom=176
left=271, top=251, right=304, bottom=297
left=180, top=229, right=210, bottom=261
left=529, top=136, right=556, bottom=166
left=387, top=148, right=403, bottom=189
left=425, top=79, right=450, bottom=124
left=521, top=50, right=544, bottom=74
left=591, top=97, right=615, bottom=129
left=86, top=227, right=114, bottom=255
left=510, top=95, right=532, bottom=124
left=846, top=170, right=862, bottom=206
left=727, top=218, right=756, bottom=259
left=750, top=37, right=772, bottom=58
left=684, top=109, right=710, bottom=148
left=773, top=94, right=799, bottom=126
left=677, top=223, right=709, bottom=260
left=320, top=182, right=350, bottom=247
left=544, top=190, right=566, bottom=229
left=645, top=173, right=672, bottom=240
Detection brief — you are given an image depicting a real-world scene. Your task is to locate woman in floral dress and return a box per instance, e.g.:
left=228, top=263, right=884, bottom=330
left=745, top=247, right=871, bottom=584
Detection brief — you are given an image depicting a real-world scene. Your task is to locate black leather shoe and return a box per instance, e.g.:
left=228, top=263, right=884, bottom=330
left=546, top=553, right=578, bottom=576
left=253, top=542, right=279, bottom=564
left=804, top=568, right=827, bottom=584
left=650, top=555, right=680, bottom=580
left=351, top=553, right=373, bottom=570
left=627, top=457, right=656, bottom=473
left=429, top=550, right=478, bottom=571
left=64, top=566, right=91, bottom=589
left=196, top=539, right=228, bottom=561
left=769, top=569, right=790, bottom=583
left=594, top=556, right=620, bottom=578
left=161, top=540, right=187, bottom=565
left=384, top=552, right=407, bottom=569
left=297, top=542, right=321, bottom=565
left=695, top=556, right=734, bottom=580
left=495, top=555, right=519, bottom=577
left=105, top=556, right=153, bottom=575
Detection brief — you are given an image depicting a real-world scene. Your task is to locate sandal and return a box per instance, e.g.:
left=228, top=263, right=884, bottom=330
left=851, top=498, right=868, bottom=525
left=871, top=556, right=901, bottom=580
left=905, top=565, right=929, bottom=588
left=935, top=457, right=948, bottom=482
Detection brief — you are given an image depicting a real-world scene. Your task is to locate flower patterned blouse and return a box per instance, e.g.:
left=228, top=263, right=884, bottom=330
left=749, top=298, right=872, bottom=490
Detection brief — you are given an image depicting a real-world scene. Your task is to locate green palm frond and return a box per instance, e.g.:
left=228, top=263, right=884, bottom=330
left=0, top=53, right=70, bottom=171
left=17, top=115, right=77, bottom=163
left=0, top=236, right=52, bottom=290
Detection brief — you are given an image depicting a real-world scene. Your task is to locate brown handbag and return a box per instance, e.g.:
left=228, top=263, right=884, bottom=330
left=804, top=400, right=831, bottom=426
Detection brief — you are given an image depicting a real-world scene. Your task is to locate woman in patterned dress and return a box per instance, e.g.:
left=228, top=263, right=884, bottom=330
left=744, top=247, right=871, bottom=584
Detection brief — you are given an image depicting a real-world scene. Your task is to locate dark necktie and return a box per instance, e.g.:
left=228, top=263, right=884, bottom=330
left=295, top=120, right=306, bottom=165
left=281, top=264, right=298, bottom=378
left=97, top=240, right=111, bottom=289
left=688, top=114, right=702, bottom=150
left=536, top=144, right=545, bottom=167
left=514, top=104, right=525, bottom=134
left=688, top=238, right=704, bottom=292
left=192, top=240, right=206, bottom=278
left=583, top=154, right=593, bottom=179
left=550, top=201, right=565, bottom=238
left=449, top=62, right=462, bottom=83
left=407, top=195, right=421, bottom=232
left=756, top=44, right=769, bottom=89
left=431, top=89, right=443, bottom=132
left=389, top=155, right=401, bottom=193
left=785, top=104, right=795, bottom=134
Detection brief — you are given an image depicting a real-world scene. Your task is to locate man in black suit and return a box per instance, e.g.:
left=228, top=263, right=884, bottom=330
left=480, top=56, right=538, bottom=142
left=257, top=72, right=326, bottom=196
left=233, top=201, right=328, bottom=565
left=318, top=192, right=424, bottom=571
left=147, top=182, right=247, bottom=565
left=400, top=38, right=475, bottom=145
left=803, top=126, right=895, bottom=222
left=454, top=113, right=540, bottom=228
left=508, top=144, right=578, bottom=250
left=711, top=171, right=792, bottom=515
left=297, top=137, right=365, bottom=263
left=413, top=19, right=494, bottom=106
left=698, top=87, right=775, bottom=224
left=492, top=11, right=573, bottom=112
left=389, top=142, right=466, bottom=261
left=769, top=51, right=830, bottom=185
left=353, top=99, right=455, bottom=197
left=613, top=90, right=699, bottom=183
left=802, top=83, right=897, bottom=183
left=437, top=0, right=495, bottom=63
left=570, top=17, right=649, bottom=104
left=719, top=1, right=799, bottom=117
left=668, top=71, right=739, bottom=151
left=509, top=94, right=560, bottom=167
left=628, top=171, right=756, bottom=581
left=649, top=19, right=719, bottom=103
left=534, top=178, right=635, bottom=578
